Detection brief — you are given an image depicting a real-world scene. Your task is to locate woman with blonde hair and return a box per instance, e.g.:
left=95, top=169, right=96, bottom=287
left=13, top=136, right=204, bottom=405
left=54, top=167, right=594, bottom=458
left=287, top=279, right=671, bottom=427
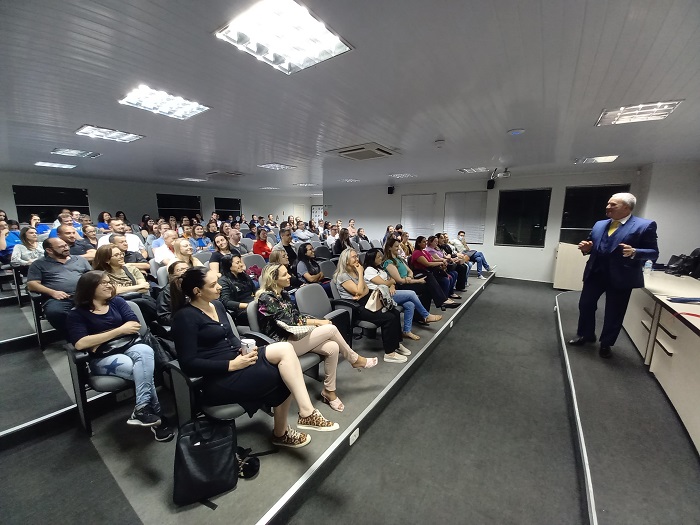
left=333, top=249, right=408, bottom=364
left=171, top=238, right=204, bottom=268
left=256, top=264, right=378, bottom=412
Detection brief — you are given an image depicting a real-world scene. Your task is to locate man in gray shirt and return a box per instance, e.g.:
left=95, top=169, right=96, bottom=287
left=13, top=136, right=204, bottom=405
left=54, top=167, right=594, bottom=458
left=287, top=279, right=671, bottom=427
left=27, top=237, right=92, bottom=336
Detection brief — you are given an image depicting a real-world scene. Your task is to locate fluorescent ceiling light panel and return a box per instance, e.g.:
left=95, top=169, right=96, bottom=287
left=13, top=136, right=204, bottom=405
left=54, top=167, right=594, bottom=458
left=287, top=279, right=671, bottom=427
left=119, top=85, right=209, bottom=120
left=35, top=161, right=76, bottom=169
left=575, top=156, right=619, bottom=164
left=312, top=193, right=323, bottom=196
left=51, top=148, right=101, bottom=158
left=258, top=163, right=295, bottom=170
left=595, top=100, right=683, bottom=126
left=259, top=186, right=280, bottom=190
left=293, top=183, right=317, bottom=187
left=389, top=173, right=416, bottom=179
left=215, top=0, right=351, bottom=75
left=457, top=167, right=490, bottom=173
left=75, top=125, right=144, bottom=143
left=338, top=178, right=360, bottom=183
left=179, top=178, right=208, bottom=182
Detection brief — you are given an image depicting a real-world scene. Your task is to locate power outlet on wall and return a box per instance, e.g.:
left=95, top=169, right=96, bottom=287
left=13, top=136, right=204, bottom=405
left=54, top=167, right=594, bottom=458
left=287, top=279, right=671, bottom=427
left=349, top=428, right=360, bottom=446
left=450, top=321, right=454, bottom=328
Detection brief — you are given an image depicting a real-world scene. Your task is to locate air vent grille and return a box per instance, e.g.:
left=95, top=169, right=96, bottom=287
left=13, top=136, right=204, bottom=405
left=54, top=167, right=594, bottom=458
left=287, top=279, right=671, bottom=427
left=328, top=142, right=397, bottom=161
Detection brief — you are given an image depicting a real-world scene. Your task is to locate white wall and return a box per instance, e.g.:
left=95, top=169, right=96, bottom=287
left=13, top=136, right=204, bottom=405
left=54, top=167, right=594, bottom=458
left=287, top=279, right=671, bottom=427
left=0, top=171, right=316, bottom=224
left=643, top=162, right=700, bottom=263
left=324, top=168, right=651, bottom=283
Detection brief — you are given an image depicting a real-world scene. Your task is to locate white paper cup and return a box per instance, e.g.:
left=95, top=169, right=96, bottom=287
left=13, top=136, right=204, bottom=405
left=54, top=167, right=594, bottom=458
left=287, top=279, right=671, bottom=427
left=240, top=339, right=256, bottom=355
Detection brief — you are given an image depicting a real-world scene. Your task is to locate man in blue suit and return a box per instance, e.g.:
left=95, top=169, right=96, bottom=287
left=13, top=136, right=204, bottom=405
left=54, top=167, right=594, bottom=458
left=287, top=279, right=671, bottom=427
left=569, top=193, right=659, bottom=358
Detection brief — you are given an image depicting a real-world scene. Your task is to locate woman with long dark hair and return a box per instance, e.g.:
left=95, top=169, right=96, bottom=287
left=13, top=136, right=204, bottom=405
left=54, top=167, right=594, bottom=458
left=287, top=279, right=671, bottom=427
left=257, top=264, right=377, bottom=412
left=333, top=228, right=353, bottom=255
left=171, top=267, right=339, bottom=447
left=11, top=226, right=42, bottom=273
left=218, top=253, right=256, bottom=326
left=296, top=242, right=331, bottom=296
left=333, top=249, right=408, bottom=364
left=66, top=270, right=173, bottom=441
left=156, top=260, right=189, bottom=326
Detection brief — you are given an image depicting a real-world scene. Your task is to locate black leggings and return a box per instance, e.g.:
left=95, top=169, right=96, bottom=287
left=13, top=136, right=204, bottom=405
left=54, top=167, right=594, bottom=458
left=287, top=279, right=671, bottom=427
left=356, top=297, right=403, bottom=354
left=409, top=272, right=448, bottom=307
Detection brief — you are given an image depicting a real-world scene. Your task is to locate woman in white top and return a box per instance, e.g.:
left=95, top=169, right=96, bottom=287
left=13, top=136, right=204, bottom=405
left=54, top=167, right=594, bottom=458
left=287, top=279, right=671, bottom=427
left=11, top=227, right=42, bottom=273
left=170, top=239, right=204, bottom=268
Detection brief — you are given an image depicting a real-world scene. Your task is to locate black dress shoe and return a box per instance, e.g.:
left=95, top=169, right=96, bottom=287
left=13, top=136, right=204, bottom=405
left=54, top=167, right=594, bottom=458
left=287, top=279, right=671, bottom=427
left=599, top=345, right=612, bottom=358
left=568, top=336, right=596, bottom=346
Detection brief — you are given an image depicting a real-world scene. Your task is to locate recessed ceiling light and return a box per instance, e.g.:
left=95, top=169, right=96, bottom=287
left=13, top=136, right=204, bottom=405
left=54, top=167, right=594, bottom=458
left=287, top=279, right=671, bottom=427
left=119, top=85, right=210, bottom=120
left=75, top=125, right=144, bottom=143
left=51, top=148, right=101, bottom=158
left=312, top=193, right=323, bottom=196
left=506, top=129, right=526, bottom=136
left=574, top=156, right=619, bottom=164
left=457, top=167, right=490, bottom=173
left=293, top=183, right=317, bottom=187
left=258, top=163, right=296, bottom=170
left=215, top=0, right=351, bottom=75
left=35, top=162, right=76, bottom=169
left=595, top=100, right=683, bottom=126
left=259, top=186, right=280, bottom=190
left=179, top=178, right=208, bottom=182
left=389, top=173, right=417, bottom=179
left=338, top=178, right=360, bottom=183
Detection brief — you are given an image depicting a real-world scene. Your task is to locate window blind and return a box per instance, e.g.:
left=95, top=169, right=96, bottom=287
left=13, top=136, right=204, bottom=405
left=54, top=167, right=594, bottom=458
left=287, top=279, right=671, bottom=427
left=443, top=191, right=487, bottom=243
left=401, top=194, right=436, bottom=239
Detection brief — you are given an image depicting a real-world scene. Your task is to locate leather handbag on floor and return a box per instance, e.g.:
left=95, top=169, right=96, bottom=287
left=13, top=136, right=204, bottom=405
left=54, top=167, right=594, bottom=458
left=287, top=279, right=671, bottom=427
left=173, top=419, right=239, bottom=506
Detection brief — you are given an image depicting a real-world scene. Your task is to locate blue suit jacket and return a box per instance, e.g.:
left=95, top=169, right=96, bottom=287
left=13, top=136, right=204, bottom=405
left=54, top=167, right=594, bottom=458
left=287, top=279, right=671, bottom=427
left=583, top=215, right=659, bottom=289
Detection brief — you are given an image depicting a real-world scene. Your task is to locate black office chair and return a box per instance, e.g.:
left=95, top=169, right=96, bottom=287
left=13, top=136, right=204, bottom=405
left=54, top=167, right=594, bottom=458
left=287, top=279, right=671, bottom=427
left=295, top=283, right=354, bottom=346
left=314, top=246, right=332, bottom=260
left=329, top=281, right=378, bottom=339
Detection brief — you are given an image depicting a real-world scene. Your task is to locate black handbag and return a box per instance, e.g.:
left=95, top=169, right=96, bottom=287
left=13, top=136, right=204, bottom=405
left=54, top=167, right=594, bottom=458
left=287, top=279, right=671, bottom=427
left=173, top=419, right=239, bottom=506
left=94, top=333, right=141, bottom=357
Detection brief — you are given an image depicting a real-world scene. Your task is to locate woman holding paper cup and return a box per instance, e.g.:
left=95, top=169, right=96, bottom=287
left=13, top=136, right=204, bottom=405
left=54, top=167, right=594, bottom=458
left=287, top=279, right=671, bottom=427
left=171, top=267, right=339, bottom=448
left=256, top=264, right=378, bottom=413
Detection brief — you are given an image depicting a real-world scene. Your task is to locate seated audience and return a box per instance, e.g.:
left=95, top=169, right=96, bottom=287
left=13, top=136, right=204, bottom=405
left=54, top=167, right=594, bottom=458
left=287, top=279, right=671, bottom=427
left=228, top=228, right=249, bottom=254
left=82, top=225, right=99, bottom=250
left=292, top=221, right=314, bottom=242
left=168, top=216, right=179, bottom=232
left=266, top=214, right=278, bottom=228
left=152, top=231, right=178, bottom=266
left=110, top=234, right=150, bottom=274
left=257, top=264, right=377, bottom=413
left=383, top=237, right=453, bottom=309
left=410, top=236, right=460, bottom=303
left=209, top=233, right=237, bottom=275
left=253, top=228, right=273, bottom=261
left=65, top=271, right=173, bottom=440
left=220, top=221, right=232, bottom=239
left=96, top=211, right=112, bottom=232
left=93, top=244, right=157, bottom=323
left=363, top=248, right=441, bottom=341
left=269, top=248, right=301, bottom=289
left=151, top=224, right=171, bottom=248
left=353, top=227, right=369, bottom=245
left=272, top=228, right=297, bottom=265
left=0, top=220, right=21, bottom=264
left=177, top=216, right=191, bottom=235
left=307, top=219, right=319, bottom=235
left=58, top=224, right=95, bottom=261
left=139, top=217, right=155, bottom=243
left=320, top=221, right=332, bottom=242
left=171, top=267, right=339, bottom=448
left=382, top=225, right=395, bottom=245
left=398, top=232, right=414, bottom=258
left=11, top=226, right=42, bottom=274
left=190, top=224, right=212, bottom=252
left=27, top=238, right=92, bottom=335
left=51, top=208, right=72, bottom=228
left=170, top=238, right=204, bottom=268
left=245, top=223, right=258, bottom=240
left=450, top=230, right=495, bottom=280
left=333, top=249, right=408, bottom=364
left=156, top=260, right=189, bottom=327
left=204, top=221, right=219, bottom=242
left=325, top=224, right=339, bottom=248
left=333, top=228, right=354, bottom=255
left=98, top=218, right=147, bottom=258
left=296, top=243, right=332, bottom=296
left=49, top=212, right=83, bottom=239
left=29, top=214, right=51, bottom=235
left=436, top=233, right=469, bottom=291
left=347, top=219, right=357, bottom=237
left=218, top=253, right=256, bottom=326
left=114, top=211, right=131, bottom=226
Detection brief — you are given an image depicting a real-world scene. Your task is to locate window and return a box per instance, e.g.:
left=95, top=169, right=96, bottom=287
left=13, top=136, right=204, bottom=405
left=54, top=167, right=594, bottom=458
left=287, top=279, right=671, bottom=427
left=214, top=197, right=241, bottom=222
left=443, top=191, right=487, bottom=243
left=156, top=193, right=201, bottom=221
left=495, top=189, right=551, bottom=247
left=560, top=184, right=630, bottom=244
left=401, top=194, right=436, bottom=240
left=13, top=185, right=90, bottom=223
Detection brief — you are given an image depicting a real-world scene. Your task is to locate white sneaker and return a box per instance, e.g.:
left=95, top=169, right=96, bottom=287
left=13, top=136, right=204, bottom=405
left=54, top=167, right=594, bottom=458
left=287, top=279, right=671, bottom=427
left=477, top=275, right=487, bottom=280
left=396, top=343, right=412, bottom=356
left=384, top=352, right=408, bottom=363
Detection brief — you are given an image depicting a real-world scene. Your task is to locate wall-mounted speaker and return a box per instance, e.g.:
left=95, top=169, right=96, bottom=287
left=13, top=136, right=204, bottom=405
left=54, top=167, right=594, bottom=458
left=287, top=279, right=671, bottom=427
left=388, top=186, right=395, bottom=194
left=487, top=179, right=495, bottom=190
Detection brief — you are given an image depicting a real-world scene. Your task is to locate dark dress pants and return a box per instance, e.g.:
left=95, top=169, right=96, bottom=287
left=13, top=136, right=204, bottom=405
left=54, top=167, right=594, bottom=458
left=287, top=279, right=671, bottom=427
left=576, top=271, right=633, bottom=347
left=43, top=298, right=74, bottom=337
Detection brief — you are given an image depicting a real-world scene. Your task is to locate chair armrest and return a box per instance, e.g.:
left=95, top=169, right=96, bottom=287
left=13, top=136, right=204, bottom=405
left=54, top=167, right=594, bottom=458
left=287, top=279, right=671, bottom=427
left=324, top=309, right=349, bottom=323
left=243, top=331, right=276, bottom=346
left=164, top=361, right=203, bottom=388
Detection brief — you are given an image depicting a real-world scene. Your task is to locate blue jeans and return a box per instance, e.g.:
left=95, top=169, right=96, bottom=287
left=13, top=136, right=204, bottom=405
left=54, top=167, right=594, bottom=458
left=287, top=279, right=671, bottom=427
left=470, top=252, right=489, bottom=275
left=89, top=343, right=161, bottom=413
left=392, top=289, right=430, bottom=332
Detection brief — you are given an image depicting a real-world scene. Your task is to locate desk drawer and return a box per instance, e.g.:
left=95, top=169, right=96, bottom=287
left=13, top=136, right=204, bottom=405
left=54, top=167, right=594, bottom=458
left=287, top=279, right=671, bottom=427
left=623, top=288, right=656, bottom=358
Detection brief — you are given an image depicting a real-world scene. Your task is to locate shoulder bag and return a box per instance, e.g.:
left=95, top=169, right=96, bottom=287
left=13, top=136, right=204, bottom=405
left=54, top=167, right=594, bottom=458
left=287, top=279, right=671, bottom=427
left=275, top=319, right=316, bottom=341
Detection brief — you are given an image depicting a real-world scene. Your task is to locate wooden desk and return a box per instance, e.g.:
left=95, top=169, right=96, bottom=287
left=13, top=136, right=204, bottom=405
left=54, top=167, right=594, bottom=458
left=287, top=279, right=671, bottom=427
left=623, top=272, right=700, bottom=452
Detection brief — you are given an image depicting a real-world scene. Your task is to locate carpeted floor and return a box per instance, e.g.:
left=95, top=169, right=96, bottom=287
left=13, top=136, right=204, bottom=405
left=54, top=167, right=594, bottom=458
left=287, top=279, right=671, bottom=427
left=558, top=290, right=700, bottom=525
left=288, top=278, right=584, bottom=525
